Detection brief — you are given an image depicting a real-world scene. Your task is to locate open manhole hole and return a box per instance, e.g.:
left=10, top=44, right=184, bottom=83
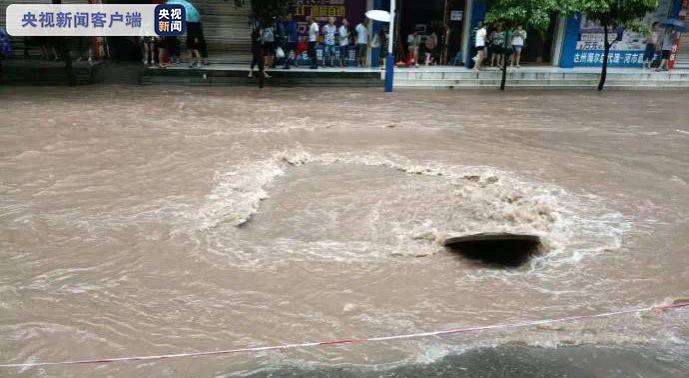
left=443, top=233, right=541, bottom=267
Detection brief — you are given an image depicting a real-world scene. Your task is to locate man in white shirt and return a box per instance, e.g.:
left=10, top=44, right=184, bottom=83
left=355, top=21, right=368, bottom=67
left=473, top=21, right=487, bottom=71
left=308, top=16, right=319, bottom=69
left=338, top=19, right=350, bottom=67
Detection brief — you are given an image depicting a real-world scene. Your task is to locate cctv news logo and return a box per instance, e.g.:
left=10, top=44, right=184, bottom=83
left=5, top=3, right=185, bottom=36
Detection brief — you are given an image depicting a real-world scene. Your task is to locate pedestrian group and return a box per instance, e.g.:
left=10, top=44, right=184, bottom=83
left=248, top=15, right=371, bottom=78
left=472, top=21, right=527, bottom=71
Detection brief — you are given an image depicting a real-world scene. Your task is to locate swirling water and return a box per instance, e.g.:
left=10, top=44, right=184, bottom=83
left=1, top=86, right=688, bottom=377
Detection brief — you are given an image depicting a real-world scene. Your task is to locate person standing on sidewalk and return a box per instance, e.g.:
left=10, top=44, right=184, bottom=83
left=489, top=23, right=505, bottom=68
left=261, top=24, right=275, bottom=69
left=322, top=17, right=338, bottom=67
left=168, top=0, right=208, bottom=68
left=473, top=21, right=487, bottom=71
left=510, top=24, right=526, bottom=68
left=657, top=26, right=678, bottom=72
left=425, top=31, right=438, bottom=66
left=308, top=16, right=320, bottom=69
left=284, top=14, right=298, bottom=69
left=272, top=17, right=286, bottom=69
left=643, top=22, right=660, bottom=70
left=338, top=19, right=350, bottom=67
left=248, top=28, right=268, bottom=79
left=406, top=31, right=420, bottom=67
left=355, top=21, right=368, bottom=67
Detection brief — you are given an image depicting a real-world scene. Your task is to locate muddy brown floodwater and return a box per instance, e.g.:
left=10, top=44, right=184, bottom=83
left=1, top=86, right=688, bottom=377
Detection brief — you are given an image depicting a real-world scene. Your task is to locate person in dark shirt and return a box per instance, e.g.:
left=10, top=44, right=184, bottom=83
left=249, top=28, right=268, bottom=79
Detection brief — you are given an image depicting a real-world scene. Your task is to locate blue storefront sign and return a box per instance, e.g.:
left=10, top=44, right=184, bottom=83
left=561, top=0, right=685, bottom=68
left=573, top=50, right=647, bottom=67
left=573, top=17, right=647, bottom=67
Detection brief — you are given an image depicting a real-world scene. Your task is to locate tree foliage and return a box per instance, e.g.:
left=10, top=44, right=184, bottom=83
left=232, top=0, right=296, bottom=27
left=485, top=0, right=574, bottom=31
left=485, top=0, right=572, bottom=90
left=572, top=0, right=656, bottom=28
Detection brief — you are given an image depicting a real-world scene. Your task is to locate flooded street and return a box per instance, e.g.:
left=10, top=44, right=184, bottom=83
left=1, top=86, right=688, bottom=377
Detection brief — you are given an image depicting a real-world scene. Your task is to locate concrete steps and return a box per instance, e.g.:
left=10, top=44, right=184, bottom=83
left=141, top=67, right=383, bottom=87
left=675, top=34, right=689, bottom=69
left=396, top=78, right=689, bottom=86
left=392, top=69, right=689, bottom=89
left=1, top=59, right=98, bottom=85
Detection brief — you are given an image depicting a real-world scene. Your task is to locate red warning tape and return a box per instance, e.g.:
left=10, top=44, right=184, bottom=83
left=1, top=301, right=687, bottom=369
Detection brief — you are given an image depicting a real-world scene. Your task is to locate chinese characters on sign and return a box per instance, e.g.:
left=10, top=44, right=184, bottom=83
left=154, top=4, right=185, bottom=36
left=21, top=11, right=141, bottom=29
left=288, top=0, right=365, bottom=44
left=293, top=0, right=347, bottom=18
left=573, top=50, right=646, bottom=65
left=7, top=4, right=184, bottom=37
left=574, top=16, right=646, bottom=67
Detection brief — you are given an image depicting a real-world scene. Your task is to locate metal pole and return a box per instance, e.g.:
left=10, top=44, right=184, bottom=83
left=384, top=0, right=395, bottom=92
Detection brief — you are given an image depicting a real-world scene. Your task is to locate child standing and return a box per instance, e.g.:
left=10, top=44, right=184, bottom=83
left=407, top=31, right=420, bottom=67
left=142, top=36, right=155, bottom=66
left=425, top=31, right=438, bottom=66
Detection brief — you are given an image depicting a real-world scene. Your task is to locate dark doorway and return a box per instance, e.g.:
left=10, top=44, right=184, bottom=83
left=521, top=13, right=557, bottom=65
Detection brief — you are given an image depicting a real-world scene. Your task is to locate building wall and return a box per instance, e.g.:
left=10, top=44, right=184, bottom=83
left=464, top=0, right=485, bottom=68
left=559, top=0, right=685, bottom=68
left=463, top=0, right=685, bottom=69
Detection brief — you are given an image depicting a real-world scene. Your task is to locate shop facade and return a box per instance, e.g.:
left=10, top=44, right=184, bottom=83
left=375, top=0, right=686, bottom=69
left=287, top=0, right=384, bottom=66
left=559, top=0, right=687, bottom=68
left=367, top=0, right=567, bottom=68
left=455, top=0, right=686, bottom=69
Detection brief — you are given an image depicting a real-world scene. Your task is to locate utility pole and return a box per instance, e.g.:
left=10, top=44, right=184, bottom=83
left=384, top=0, right=395, bottom=92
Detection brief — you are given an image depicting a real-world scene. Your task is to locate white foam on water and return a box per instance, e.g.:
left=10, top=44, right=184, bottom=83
left=176, top=147, right=629, bottom=272
left=193, top=159, right=291, bottom=229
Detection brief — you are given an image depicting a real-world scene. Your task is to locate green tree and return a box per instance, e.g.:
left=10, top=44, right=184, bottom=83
left=573, top=0, right=656, bottom=90
left=233, top=0, right=296, bottom=27
left=486, top=0, right=573, bottom=90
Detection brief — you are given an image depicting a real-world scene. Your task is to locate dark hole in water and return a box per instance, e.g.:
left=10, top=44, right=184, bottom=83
left=444, top=233, right=540, bottom=268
